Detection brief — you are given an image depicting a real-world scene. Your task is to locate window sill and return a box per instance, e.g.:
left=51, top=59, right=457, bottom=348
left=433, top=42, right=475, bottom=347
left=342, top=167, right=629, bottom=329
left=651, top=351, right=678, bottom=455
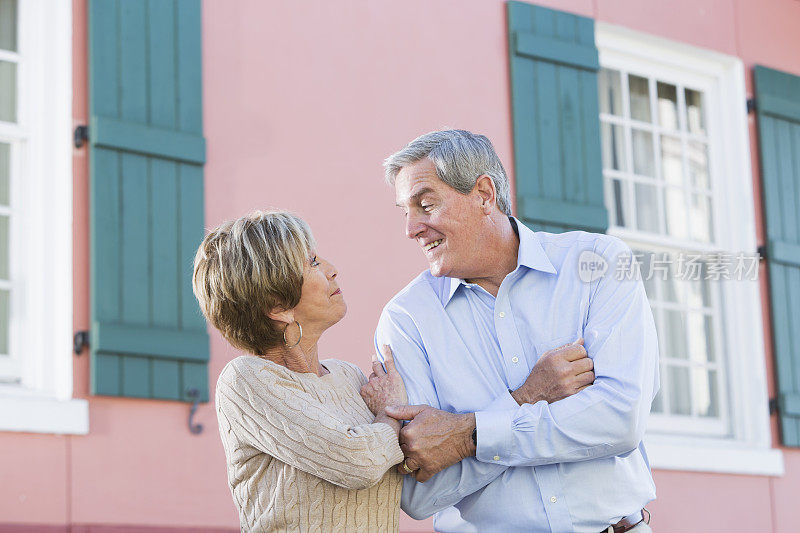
left=645, top=436, right=784, bottom=477
left=0, top=392, right=89, bottom=435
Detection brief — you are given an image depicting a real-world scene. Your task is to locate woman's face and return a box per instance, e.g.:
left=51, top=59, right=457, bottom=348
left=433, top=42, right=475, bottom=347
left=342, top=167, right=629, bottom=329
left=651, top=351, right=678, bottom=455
left=291, top=252, right=347, bottom=333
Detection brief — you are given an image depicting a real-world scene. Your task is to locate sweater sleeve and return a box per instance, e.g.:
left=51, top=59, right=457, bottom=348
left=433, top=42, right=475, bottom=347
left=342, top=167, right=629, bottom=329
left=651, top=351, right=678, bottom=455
left=215, top=359, right=404, bottom=490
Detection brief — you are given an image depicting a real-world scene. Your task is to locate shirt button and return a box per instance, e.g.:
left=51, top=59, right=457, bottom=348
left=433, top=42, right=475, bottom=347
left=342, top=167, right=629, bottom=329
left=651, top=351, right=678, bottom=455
left=498, top=312, right=506, bottom=318
left=511, top=356, right=519, bottom=364
left=550, top=496, right=557, bottom=503
left=493, top=455, right=500, bottom=461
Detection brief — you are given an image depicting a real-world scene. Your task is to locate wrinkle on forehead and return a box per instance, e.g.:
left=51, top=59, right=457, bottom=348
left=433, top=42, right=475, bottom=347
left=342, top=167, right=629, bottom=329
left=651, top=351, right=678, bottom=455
left=394, top=161, right=444, bottom=206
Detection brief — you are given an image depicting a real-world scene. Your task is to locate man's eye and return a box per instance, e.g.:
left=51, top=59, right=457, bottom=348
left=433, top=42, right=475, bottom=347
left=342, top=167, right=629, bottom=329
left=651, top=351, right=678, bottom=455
left=422, top=204, right=433, bottom=212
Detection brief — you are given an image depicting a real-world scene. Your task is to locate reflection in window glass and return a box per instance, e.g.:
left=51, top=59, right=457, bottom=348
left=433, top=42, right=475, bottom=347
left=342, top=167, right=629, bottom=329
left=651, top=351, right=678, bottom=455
left=688, top=141, right=710, bottom=190
left=668, top=366, right=692, bottom=415
left=598, top=69, right=623, bottom=116
left=629, top=75, right=651, bottom=122
left=0, top=0, right=16, bottom=52
left=601, top=122, right=626, bottom=171
left=0, top=143, right=8, bottom=206
left=685, top=88, right=706, bottom=135
left=0, top=61, right=17, bottom=123
left=657, top=82, right=678, bottom=130
left=634, top=182, right=659, bottom=233
left=631, top=129, right=654, bottom=177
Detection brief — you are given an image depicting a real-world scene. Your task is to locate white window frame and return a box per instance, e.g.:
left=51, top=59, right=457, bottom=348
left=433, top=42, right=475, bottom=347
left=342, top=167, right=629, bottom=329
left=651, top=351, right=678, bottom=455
left=597, top=23, right=782, bottom=476
left=0, top=0, right=87, bottom=434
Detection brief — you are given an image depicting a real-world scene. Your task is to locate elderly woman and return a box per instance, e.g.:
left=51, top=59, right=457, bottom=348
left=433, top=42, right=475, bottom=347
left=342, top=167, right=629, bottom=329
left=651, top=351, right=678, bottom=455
left=192, top=210, right=408, bottom=532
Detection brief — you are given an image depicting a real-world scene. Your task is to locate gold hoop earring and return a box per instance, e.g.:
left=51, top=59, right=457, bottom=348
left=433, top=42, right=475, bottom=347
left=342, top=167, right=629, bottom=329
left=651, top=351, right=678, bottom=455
left=283, top=320, right=302, bottom=348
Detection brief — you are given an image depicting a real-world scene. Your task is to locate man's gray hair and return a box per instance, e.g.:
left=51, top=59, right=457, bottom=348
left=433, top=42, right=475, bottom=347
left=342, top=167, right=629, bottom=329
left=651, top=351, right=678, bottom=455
left=383, top=129, right=512, bottom=215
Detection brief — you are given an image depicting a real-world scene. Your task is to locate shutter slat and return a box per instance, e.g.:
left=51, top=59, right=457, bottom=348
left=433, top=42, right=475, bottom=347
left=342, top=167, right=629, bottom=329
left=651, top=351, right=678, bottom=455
left=507, top=1, right=607, bottom=234
left=89, top=0, right=208, bottom=402
left=759, top=94, right=800, bottom=124
left=92, top=323, right=208, bottom=362
left=91, top=116, right=206, bottom=164
left=518, top=196, right=608, bottom=230
left=514, top=32, right=599, bottom=71
left=120, top=153, right=150, bottom=325
left=755, top=65, right=800, bottom=446
left=152, top=160, right=180, bottom=327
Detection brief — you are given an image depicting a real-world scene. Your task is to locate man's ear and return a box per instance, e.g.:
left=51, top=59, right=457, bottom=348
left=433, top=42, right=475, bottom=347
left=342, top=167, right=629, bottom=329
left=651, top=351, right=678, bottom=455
left=267, top=306, right=294, bottom=325
left=474, top=175, right=497, bottom=215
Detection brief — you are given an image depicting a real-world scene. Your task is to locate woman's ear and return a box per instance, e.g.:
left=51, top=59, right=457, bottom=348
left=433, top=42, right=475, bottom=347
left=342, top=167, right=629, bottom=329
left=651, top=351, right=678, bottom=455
left=267, top=306, right=294, bottom=325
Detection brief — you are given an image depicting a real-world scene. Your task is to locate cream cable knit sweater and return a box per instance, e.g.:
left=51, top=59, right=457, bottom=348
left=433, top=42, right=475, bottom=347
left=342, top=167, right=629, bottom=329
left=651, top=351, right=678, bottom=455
left=215, top=355, right=405, bottom=532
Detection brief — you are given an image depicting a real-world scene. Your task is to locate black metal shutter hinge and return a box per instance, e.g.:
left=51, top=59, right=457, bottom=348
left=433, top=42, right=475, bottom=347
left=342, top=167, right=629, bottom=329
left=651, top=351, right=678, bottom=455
left=769, top=397, right=779, bottom=415
left=74, top=125, right=89, bottom=148
left=73, top=330, right=89, bottom=355
left=747, top=98, right=757, bottom=114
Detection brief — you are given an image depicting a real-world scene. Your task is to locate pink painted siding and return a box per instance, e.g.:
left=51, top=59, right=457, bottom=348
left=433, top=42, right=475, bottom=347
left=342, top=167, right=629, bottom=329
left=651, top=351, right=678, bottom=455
left=1, top=0, right=800, bottom=531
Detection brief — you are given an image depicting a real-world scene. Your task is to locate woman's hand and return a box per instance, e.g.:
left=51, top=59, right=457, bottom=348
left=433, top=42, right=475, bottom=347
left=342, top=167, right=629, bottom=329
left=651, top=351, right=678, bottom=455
left=360, top=344, right=408, bottom=417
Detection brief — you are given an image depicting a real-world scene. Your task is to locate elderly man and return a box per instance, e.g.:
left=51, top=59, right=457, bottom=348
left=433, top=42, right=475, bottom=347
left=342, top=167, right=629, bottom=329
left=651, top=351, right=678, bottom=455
left=375, top=130, right=658, bottom=533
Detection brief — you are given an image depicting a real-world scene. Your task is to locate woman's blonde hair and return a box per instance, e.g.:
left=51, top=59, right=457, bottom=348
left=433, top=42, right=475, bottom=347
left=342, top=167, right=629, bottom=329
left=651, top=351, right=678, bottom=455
left=192, top=210, right=316, bottom=355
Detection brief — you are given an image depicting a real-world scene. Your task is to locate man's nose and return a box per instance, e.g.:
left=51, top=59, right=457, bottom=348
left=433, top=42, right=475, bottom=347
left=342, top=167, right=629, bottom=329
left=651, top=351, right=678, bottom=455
left=405, top=212, right=425, bottom=240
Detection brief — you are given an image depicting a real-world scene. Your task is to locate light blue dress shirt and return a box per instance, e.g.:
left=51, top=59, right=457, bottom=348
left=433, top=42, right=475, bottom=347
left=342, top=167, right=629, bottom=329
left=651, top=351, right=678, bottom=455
left=375, top=218, right=659, bottom=533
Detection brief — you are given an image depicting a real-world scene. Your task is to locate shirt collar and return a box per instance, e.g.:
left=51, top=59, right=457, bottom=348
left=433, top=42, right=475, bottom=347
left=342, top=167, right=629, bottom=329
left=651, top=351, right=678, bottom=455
left=442, top=217, right=557, bottom=305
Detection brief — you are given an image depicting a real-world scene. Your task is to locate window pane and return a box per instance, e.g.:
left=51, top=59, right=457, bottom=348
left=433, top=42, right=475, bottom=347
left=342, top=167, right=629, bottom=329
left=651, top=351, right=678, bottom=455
left=688, top=141, right=710, bottom=190
left=686, top=263, right=711, bottom=308
left=685, top=88, right=706, bottom=135
left=664, top=186, right=688, bottom=240
left=664, top=309, right=687, bottom=359
left=628, top=75, right=651, bottom=122
left=0, top=60, right=16, bottom=123
left=657, top=82, right=678, bottom=130
left=652, top=387, right=664, bottom=413
left=0, top=142, right=8, bottom=205
left=632, top=128, right=655, bottom=177
left=0, top=289, right=7, bottom=355
left=696, top=368, right=719, bottom=418
left=601, top=122, right=626, bottom=171
left=0, top=0, right=16, bottom=52
left=610, top=178, right=629, bottom=228
left=0, top=215, right=8, bottom=280
left=598, top=69, right=623, bottom=116
left=668, top=365, right=692, bottom=415
left=690, top=193, right=714, bottom=242
left=634, top=182, right=659, bottom=233
left=660, top=135, right=683, bottom=186
left=635, top=249, right=656, bottom=299
left=687, top=311, right=713, bottom=363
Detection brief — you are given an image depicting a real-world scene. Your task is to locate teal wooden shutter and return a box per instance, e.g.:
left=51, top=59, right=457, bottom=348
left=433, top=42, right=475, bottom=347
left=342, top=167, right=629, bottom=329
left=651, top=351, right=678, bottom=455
left=506, top=1, right=607, bottom=233
left=754, top=65, right=800, bottom=446
left=88, top=0, right=209, bottom=402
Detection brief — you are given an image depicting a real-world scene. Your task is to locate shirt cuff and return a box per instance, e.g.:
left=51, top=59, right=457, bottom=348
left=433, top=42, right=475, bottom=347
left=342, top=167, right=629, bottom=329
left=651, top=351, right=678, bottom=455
left=475, top=392, right=519, bottom=464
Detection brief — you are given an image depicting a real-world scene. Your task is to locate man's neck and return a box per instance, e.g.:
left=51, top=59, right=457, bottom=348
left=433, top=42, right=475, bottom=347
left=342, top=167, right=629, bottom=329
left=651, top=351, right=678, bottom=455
left=464, top=215, right=520, bottom=297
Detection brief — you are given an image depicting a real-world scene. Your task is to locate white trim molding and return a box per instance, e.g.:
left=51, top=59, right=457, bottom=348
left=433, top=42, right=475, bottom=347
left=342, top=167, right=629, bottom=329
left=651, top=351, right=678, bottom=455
left=0, top=0, right=87, bottom=434
left=0, top=392, right=88, bottom=435
left=597, top=23, right=781, bottom=475
left=645, top=436, right=784, bottom=477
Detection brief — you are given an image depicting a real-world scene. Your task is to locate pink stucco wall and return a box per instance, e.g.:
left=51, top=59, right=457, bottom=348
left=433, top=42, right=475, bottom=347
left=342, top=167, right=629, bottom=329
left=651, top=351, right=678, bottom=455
left=1, top=0, right=800, bottom=531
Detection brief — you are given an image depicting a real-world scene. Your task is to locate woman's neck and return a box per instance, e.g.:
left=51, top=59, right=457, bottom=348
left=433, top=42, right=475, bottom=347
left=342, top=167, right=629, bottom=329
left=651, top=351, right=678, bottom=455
left=262, top=333, right=327, bottom=376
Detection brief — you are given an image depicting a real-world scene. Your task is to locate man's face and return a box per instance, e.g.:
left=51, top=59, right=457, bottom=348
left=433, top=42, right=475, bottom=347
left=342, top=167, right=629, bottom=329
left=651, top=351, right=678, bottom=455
left=394, top=159, right=485, bottom=278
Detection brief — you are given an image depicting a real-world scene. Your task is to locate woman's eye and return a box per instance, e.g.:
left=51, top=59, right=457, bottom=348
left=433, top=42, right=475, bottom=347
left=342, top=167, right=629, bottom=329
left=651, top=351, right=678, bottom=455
left=311, top=256, right=320, bottom=267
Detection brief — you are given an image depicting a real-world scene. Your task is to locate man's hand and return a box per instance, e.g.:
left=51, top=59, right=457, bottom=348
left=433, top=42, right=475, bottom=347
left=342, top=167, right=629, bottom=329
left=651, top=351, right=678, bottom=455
left=384, top=405, right=475, bottom=483
left=511, top=338, right=594, bottom=405
left=360, top=345, right=408, bottom=416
